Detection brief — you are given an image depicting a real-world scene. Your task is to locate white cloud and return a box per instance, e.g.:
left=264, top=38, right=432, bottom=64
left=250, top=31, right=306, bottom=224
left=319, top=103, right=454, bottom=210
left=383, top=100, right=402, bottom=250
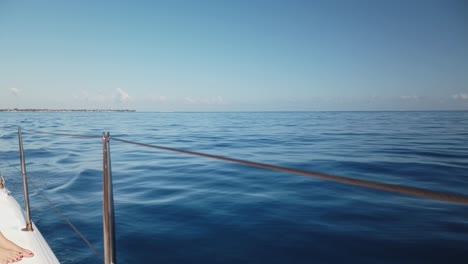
left=400, top=95, right=420, bottom=100
left=76, top=88, right=131, bottom=104
left=214, top=96, right=224, bottom=104
left=116, top=88, right=130, bottom=103
left=73, top=90, right=115, bottom=104
left=10, top=88, right=20, bottom=97
left=452, top=93, right=468, bottom=100
left=139, top=95, right=169, bottom=103
left=184, top=96, right=225, bottom=105
left=184, top=96, right=196, bottom=103
left=81, top=90, right=90, bottom=101
left=149, top=95, right=169, bottom=103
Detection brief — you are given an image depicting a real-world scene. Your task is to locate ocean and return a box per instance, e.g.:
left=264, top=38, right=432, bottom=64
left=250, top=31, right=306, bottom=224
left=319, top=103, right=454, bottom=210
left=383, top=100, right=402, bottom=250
left=0, top=111, right=467, bottom=264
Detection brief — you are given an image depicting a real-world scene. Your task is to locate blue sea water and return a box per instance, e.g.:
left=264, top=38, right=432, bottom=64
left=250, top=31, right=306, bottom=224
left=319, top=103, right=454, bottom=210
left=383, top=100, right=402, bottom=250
left=0, top=111, right=467, bottom=264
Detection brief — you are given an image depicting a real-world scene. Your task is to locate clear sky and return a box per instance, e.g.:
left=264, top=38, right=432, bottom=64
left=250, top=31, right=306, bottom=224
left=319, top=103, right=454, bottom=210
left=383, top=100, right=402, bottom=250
left=1, top=0, right=467, bottom=111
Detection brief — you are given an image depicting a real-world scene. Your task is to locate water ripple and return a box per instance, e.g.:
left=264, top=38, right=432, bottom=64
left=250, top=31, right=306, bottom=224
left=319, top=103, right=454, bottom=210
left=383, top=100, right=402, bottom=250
left=1, top=111, right=467, bottom=264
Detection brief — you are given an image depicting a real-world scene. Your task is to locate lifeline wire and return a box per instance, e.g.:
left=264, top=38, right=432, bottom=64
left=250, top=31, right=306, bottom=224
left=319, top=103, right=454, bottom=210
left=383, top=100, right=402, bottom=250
left=28, top=180, right=104, bottom=262
left=19, top=129, right=468, bottom=205
left=110, top=137, right=468, bottom=205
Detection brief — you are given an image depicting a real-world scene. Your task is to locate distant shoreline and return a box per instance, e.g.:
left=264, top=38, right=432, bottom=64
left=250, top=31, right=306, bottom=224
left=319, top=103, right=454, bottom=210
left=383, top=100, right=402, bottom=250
left=0, top=109, right=136, bottom=112
left=1, top=109, right=467, bottom=113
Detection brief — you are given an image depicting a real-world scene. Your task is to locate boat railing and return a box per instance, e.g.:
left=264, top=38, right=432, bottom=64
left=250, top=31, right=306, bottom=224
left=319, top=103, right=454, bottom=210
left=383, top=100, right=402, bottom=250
left=10, top=127, right=468, bottom=264
left=17, top=128, right=34, bottom=231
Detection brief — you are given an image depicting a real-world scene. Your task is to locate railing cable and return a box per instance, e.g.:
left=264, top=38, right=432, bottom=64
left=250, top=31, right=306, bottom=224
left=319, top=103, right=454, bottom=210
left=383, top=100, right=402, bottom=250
left=17, top=129, right=468, bottom=205
left=110, top=137, right=468, bottom=205
left=3, top=160, right=104, bottom=262
left=29, top=181, right=104, bottom=263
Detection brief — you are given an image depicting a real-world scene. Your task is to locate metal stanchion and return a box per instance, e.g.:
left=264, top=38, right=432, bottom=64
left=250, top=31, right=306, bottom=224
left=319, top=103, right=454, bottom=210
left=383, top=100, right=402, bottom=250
left=102, top=132, right=117, bottom=264
left=18, top=127, right=33, bottom=231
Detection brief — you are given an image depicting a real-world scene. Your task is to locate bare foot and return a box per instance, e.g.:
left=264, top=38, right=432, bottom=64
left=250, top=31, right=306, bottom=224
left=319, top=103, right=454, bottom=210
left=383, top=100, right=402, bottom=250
left=0, top=247, right=22, bottom=263
left=0, top=232, right=34, bottom=259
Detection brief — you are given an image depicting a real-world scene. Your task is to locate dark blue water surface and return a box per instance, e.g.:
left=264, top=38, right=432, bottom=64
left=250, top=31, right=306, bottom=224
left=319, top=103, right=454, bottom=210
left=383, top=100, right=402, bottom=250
left=1, top=112, right=467, bottom=264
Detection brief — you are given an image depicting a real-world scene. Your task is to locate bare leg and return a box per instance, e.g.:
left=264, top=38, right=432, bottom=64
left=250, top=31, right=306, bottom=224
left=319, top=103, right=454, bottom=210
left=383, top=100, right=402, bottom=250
left=0, top=232, right=34, bottom=259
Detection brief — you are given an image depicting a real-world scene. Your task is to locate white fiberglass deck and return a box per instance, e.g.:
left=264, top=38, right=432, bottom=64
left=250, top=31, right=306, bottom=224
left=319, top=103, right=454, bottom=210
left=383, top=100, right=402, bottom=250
left=0, top=182, right=60, bottom=264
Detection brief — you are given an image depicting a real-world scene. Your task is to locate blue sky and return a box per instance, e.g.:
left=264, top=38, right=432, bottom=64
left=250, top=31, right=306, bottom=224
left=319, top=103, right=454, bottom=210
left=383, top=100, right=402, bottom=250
left=1, top=0, right=467, bottom=111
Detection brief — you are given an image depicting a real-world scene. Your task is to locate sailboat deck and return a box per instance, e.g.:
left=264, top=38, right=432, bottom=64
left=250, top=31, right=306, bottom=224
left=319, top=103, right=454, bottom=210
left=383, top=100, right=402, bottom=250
left=0, top=184, right=60, bottom=264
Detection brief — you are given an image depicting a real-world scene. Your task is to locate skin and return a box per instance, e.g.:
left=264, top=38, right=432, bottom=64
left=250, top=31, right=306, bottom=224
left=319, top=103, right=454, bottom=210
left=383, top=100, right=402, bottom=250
left=0, top=247, right=21, bottom=264
left=0, top=232, right=34, bottom=264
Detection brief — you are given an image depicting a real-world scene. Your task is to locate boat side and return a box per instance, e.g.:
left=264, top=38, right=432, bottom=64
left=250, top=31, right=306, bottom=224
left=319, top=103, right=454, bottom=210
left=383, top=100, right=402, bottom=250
left=0, top=180, right=60, bottom=264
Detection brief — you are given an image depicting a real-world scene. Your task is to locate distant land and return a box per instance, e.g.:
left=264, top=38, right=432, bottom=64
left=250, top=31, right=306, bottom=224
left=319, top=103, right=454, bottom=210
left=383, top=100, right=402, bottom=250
left=0, top=108, right=136, bottom=112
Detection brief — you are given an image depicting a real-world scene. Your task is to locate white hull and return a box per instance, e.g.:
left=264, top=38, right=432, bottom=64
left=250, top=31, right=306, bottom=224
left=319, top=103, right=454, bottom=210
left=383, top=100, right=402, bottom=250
left=0, top=181, right=60, bottom=264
